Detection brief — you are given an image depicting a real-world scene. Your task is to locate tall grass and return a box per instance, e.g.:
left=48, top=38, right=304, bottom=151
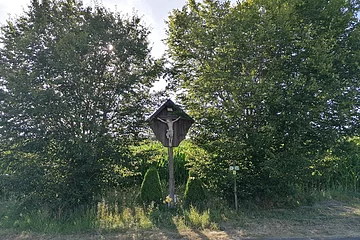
left=97, top=200, right=153, bottom=231
left=0, top=188, right=219, bottom=234
left=184, top=206, right=212, bottom=229
left=0, top=190, right=359, bottom=237
left=0, top=202, right=97, bottom=234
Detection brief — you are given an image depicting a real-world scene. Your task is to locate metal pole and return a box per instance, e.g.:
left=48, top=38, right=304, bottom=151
left=234, top=172, right=238, bottom=211
left=168, top=146, right=175, bottom=207
left=233, top=160, right=238, bottom=211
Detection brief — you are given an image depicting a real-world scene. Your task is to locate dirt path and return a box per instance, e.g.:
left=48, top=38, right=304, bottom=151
left=1, top=200, right=359, bottom=240
left=235, top=200, right=360, bottom=238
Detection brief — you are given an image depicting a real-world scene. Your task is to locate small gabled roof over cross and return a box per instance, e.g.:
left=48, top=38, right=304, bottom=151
left=147, top=99, right=194, bottom=122
left=147, top=99, right=194, bottom=147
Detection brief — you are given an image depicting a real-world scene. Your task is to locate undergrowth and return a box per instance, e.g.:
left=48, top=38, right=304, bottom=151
left=0, top=188, right=359, bottom=235
left=0, top=191, right=219, bottom=234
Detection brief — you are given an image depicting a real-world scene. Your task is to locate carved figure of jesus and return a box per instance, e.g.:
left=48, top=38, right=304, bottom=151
left=157, top=117, right=181, bottom=147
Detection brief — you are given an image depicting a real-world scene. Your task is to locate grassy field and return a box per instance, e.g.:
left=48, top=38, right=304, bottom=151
left=0, top=192, right=359, bottom=239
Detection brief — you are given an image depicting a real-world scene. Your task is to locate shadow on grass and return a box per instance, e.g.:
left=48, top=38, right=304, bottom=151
left=148, top=206, right=184, bottom=239
left=192, top=229, right=210, bottom=240
left=148, top=204, right=215, bottom=240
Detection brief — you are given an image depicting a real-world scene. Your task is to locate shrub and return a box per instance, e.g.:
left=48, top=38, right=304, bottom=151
left=140, top=167, right=163, bottom=204
left=184, top=171, right=206, bottom=207
left=184, top=206, right=214, bottom=229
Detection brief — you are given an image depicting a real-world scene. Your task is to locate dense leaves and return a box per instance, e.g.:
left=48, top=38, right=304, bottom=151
left=309, top=137, right=360, bottom=192
left=1, top=0, right=360, bottom=212
left=184, top=171, right=206, bottom=207
left=0, top=0, right=161, bottom=210
left=166, top=0, right=360, bottom=200
left=140, top=167, right=163, bottom=204
left=131, top=140, right=196, bottom=186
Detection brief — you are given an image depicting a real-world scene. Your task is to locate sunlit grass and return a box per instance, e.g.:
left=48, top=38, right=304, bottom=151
left=97, top=200, right=154, bottom=231
left=0, top=199, right=221, bottom=234
left=0, top=189, right=359, bottom=238
left=185, top=206, right=212, bottom=229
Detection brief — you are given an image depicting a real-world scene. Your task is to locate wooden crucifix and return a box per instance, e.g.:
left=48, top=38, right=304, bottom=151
left=148, top=99, right=194, bottom=207
left=156, top=117, right=181, bottom=147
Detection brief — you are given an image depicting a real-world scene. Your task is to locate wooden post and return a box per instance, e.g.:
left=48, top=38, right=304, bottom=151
left=147, top=100, right=194, bottom=208
left=168, top=146, right=175, bottom=207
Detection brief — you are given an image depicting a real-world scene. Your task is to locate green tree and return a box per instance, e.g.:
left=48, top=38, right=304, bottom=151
left=166, top=0, right=360, bottom=200
left=140, top=167, right=163, bottom=204
left=0, top=0, right=161, bottom=210
left=184, top=171, right=206, bottom=207
left=309, top=137, right=360, bottom=192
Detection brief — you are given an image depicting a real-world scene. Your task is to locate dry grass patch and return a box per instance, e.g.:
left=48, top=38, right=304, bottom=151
left=233, top=199, right=360, bottom=238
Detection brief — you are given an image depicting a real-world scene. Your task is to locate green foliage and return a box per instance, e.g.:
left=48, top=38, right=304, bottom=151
left=184, top=171, right=206, bottom=207
left=307, top=137, right=360, bottom=192
left=0, top=0, right=162, bottom=210
left=184, top=206, right=215, bottom=230
left=166, top=0, right=360, bottom=201
left=0, top=199, right=97, bottom=234
left=97, top=200, right=153, bottom=230
left=158, top=149, right=189, bottom=185
left=140, top=168, right=163, bottom=204
left=131, top=140, right=209, bottom=186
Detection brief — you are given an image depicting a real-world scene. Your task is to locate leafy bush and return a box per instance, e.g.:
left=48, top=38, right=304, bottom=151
left=140, top=167, right=163, bottom=204
left=184, top=171, right=206, bottom=207
left=308, top=137, right=360, bottom=192
left=157, top=149, right=189, bottom=185
left=131, top=140, right=191, bottom=186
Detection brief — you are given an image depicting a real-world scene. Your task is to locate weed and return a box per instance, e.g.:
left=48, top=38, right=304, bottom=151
left=97, top=200, right=154, bottom=231
left=1, top=189, right=359, bottom=238
left=184, top=205, right=217, bottom=230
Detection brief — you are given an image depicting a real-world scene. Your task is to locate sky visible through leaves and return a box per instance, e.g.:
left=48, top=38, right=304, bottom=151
left=0, top=0, right=237, bottom=90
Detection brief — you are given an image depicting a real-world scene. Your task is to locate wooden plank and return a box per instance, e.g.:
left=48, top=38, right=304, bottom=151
left=148, top=99, right=194, bottom=147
